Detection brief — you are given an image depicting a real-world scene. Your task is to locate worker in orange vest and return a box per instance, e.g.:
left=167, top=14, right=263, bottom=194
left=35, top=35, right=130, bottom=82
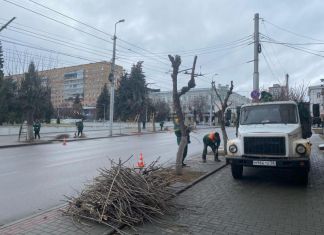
left=202, top=132, right=221, bottom=162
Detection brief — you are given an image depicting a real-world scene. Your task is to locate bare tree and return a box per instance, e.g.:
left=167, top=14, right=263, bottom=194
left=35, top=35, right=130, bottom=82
left=288, top=83, right=308, bottom=102
left=169, top=54, right=197, bottom=175
left=269, top=82, right=308, bottom=102
left=212, top=81, right=234, bottom=155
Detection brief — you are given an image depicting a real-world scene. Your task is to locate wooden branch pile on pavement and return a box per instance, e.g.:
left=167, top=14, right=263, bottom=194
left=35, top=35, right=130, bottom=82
left=63, top=158, right=176, bottom=230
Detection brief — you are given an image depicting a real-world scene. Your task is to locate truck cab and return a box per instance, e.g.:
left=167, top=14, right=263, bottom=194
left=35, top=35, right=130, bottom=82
left=226, top=101, right=312, bottom=184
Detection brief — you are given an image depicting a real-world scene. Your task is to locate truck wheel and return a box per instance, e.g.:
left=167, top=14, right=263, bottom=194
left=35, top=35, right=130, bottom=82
left=231, top=164, right=243, bottom=179
left=298, top=169, right=309, bottom=185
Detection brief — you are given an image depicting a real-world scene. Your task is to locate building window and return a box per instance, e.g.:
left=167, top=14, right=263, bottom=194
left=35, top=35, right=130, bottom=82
left=317, top=92, right=321, bottom=98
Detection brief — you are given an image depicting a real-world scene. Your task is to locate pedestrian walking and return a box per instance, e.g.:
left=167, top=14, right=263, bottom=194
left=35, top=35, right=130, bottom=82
left=202, top=132, right=221, bottom=162
left=33, top=120, right=41, bottom=139
left=174, top=118, right=191, bottom=167
left=159, top=121, right=164, bottom=131
left=76, top=120, right=84, bottom=137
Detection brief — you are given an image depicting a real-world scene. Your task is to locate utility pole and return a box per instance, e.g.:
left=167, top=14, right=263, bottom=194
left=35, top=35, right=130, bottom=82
left=109, top=19, right=125, bottom=137
left=209, top=81, right=214, bottom=126
left=321, top=79, right=324, bottom=134
left=103, top=104, right=106, bottom=122
left=285, top=73, right=289, bottom=98
left=209, top=74, right=218, bottom=126
left=253, top=13, right=260, bottom=92
left=0, top=17, right=16, bottom=32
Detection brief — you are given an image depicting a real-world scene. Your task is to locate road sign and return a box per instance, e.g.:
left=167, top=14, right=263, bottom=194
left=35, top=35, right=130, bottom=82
left=250, top=90, right=260, bottom=99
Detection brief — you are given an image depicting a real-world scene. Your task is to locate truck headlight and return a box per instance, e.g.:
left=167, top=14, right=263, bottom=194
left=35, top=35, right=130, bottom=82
left=229, top=144, right=238, bottom=153
left=296, top=144, right=306, bottom=154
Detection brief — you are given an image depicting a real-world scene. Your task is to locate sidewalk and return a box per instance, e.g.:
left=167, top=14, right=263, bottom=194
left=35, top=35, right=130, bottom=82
left=0, top=128, right=161, bottom=149
left=0, top=155, right=227, bottom=235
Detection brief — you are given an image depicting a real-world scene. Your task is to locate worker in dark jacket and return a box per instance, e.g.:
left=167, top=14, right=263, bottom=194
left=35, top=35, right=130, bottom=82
left=174, top=118, right=191, bottom=167
left=202, top=132, right=221, bottom=162
left=76, top=120, right=84, bottom=137
left=33, top=120, right=41, bottom=139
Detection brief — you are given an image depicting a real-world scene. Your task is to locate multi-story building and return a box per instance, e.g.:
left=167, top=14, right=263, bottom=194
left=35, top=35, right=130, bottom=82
left=308, top=84, right=323, bottom=116
left=268, top=75, right=289, bottom=100
left=10, top=61, right=123, bottom=118
left=269, top=83, right=288, bottom=100
left=149, top=85, right=250, bottom=124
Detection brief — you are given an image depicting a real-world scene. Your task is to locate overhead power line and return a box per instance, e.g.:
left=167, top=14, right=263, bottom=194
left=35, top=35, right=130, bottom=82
left=0, top=36, right=101, bottom=62
left=2, top=0, right=114, bottom=44
left=260, top=50, right=278, bottom=82
left=27, top=0, right=113, bottom=37
left=6, top=27, right=111, bottom=58
left=260, top=21, right=287, bottom=75
left=4, top=0, right=255, bottom=69
left=260, top=34, right=324, bottom=58
left=24, top=0, right=171, bottom=65
left=262, top=18, right=324, bottom=43
left=0, top=18, right=114, bottom=51
left=164, top=35, right=253, bottom=56
left=260, top=34, right=324, bottom=54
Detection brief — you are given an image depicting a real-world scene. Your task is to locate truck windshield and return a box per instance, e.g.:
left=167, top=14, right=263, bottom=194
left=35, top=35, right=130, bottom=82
left=240, top=104, right=298, bottom=125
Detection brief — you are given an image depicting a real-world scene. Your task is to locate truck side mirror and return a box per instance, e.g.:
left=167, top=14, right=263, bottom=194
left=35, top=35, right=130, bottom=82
left=298, top=102, right=312, bottom=139
left=236, top=106, right=241, bottom=137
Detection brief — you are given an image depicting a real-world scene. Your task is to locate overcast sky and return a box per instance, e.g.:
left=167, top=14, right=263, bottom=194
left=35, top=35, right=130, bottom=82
left=1, top=0, right=324, bottom=98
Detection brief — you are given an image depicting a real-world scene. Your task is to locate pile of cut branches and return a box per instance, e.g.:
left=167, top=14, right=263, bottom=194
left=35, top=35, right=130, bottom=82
left=63, top=158, right=176, bottom=231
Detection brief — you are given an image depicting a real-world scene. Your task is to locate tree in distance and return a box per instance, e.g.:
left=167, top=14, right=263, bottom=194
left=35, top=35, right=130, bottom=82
left=115, top=61, right=147, bottom=131
left=96, top=83, right=110, bottom=121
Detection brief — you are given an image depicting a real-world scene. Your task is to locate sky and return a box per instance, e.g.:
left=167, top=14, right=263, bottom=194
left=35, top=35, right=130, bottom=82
left=1, top=0, right=324, bottom=98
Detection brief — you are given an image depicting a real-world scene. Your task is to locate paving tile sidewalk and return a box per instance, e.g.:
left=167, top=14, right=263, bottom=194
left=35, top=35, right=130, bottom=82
left=121, top=135, right=324, bottom=235
left=0, top=154, right=226, bottom=235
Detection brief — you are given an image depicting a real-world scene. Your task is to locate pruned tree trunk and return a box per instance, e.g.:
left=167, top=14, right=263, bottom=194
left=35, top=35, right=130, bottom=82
left=219, top=115, right=228, bottom=155
left=169, top=54, right=197, bottom=175
left=176, top=136, right=187, bottom=171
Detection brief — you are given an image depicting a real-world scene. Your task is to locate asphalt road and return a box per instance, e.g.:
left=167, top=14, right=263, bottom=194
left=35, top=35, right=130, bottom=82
left=0, top=127, right=235, bottom=225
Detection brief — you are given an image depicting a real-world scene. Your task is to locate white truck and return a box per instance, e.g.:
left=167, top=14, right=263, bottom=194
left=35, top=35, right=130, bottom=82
left=226, top=101, right=312, bottom=184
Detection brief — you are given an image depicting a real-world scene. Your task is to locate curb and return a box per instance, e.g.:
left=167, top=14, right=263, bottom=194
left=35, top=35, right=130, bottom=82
left=0, top=204, right=66, bottom=230
left=0, top=131, right=162, bottom=149
left=0, top=140, right=53, bottom=149
left=175, top=162, right=228, bottom=195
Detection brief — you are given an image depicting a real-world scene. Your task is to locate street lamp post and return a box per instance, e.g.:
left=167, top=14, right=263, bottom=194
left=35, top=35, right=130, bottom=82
left=321, top=79, right=324, bottom=134
left=210, top=74, right=218, bottom=126
left=103, top=104, right=106, bottom=123
left=109, top=19, right=125, bottom=136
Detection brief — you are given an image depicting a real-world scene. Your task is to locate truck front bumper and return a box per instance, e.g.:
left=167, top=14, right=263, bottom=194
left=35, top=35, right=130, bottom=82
left=226, top=156, right=310, bottom=169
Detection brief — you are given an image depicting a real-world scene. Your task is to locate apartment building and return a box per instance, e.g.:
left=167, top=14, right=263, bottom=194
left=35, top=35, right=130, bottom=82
left=10, top=61, right=123, bottom=113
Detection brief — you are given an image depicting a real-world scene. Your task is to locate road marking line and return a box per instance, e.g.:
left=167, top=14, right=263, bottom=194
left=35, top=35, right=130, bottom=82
left=44, top=155, right=101, bottom=168
left=0, top=171, right=18, bottom=177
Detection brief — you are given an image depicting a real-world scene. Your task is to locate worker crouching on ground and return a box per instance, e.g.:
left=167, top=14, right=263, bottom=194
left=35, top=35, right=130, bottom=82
left=202, top=132, right=221, bottom=162
left=174, top=118, right=191, bottom=167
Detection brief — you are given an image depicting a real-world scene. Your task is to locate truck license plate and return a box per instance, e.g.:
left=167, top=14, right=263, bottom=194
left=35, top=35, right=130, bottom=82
left=253, top=160, right=276, bottom=166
